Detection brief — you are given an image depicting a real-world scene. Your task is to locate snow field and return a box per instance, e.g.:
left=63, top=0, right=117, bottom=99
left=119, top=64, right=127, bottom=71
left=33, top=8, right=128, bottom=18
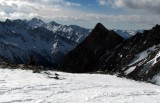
left=0, top=68, right=160, bottom=103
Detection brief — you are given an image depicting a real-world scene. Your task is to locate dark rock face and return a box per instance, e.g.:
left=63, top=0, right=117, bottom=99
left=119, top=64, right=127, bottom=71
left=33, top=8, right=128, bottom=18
left=58, top=23, right=160, bottom=84
left=58, top=23, right=124, bottom=73
left=97, top=25, right=160, bottom=78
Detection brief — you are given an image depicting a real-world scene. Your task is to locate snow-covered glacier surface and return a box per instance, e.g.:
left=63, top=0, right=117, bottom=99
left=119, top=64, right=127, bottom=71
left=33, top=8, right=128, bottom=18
left=0, top=68, right=160, bottom=103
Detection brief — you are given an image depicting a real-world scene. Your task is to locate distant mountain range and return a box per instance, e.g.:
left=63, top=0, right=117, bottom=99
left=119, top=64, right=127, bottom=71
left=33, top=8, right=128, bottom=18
left=1, top=18, right=160, bottom=85
left=113, top=29, right=143, bottom=39
left=0, top=18, right=142, bottom=68
left=26, top=18, right=91, bottom=43
left=58, top=23, right=160, bottom=85
left=0, top=18, right=90, bottom=67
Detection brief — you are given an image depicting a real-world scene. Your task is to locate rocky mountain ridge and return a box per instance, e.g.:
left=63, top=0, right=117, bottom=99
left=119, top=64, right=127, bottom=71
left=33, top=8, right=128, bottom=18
left=0, top=18, right=90, bottom=68
left=26, top=18, right=90, bottom=43
left=0, top=18, right=143, bottom=69
left=58, top=23, right=160, bottom=84
left=58, top=23, right=124, bottom=72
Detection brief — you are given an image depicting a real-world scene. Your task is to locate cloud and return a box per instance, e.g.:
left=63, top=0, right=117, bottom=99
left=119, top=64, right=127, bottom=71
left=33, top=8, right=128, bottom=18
left=126, top=0, right=160, bottom=14
left=65, top=2, right=81, bottom=7
left=96, top=0, right=160, bottom=29
left=84, top=13, right=160, bottom=24
left=102, top=0, right=160, bottom=14
left=97, top=0, right=116, bottom=6
left=0, top=0, right=80, bottom=14
left=0, top=0, right=160, bottom=30
left=0, top=0, right=81, bottom=20
left=20, top=0, right=81, bottom=7
left=97, top=0, right=108, bottom=6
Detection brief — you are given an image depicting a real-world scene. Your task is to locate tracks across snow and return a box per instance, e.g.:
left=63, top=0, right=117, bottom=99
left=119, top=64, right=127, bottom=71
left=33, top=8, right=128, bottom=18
left=0, top=68, right=160, bottom=103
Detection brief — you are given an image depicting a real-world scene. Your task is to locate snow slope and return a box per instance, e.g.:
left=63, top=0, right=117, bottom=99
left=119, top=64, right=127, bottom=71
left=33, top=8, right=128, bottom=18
left=122, top=44, right=160, bottom=82
left=0, top=68, right=160, bottom=103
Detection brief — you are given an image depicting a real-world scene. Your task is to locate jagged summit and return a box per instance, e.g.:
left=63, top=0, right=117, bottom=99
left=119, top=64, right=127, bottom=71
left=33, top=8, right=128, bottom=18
left=152, top=24, right=160, bottom=31
left=5, top=19, right=12, bottom=24
left=27, top=18, right=45, bottom=28
left=5, top=18, right=11, bottom=22
left=30, top=18, right=43, bottom=22
left=58, top=23, right=160, bottom=85
left=58, top=23, right=124, bottom=73
left=49, top=21, right=60, bottom=26
left=153, top=24, right=160, bottom=28
left=91, top=23, right=125, bottom=41
left=94, top=24, right=160, bottom=82
left=94, top=22, right=108, bottom=31
left=0, top=18, right=90, bottom=68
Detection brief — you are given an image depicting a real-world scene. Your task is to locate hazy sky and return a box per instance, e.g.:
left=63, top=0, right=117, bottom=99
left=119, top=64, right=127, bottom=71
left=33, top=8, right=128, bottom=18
left=0, top=0, right=160, bottom=30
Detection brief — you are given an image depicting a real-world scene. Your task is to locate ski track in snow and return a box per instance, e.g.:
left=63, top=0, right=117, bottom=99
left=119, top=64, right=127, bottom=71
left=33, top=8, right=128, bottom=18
left=0, top=68, right=160, bottom=103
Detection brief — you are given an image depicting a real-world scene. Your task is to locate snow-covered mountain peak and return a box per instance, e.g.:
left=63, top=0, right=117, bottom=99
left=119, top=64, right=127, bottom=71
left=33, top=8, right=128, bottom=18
left=113, top=29, right=144, bottom=39
left=0, top=18, right=81, bottom=68
left=30, top=18, right=43, bottom=23
left=27, top=18, right=45, bottom=28
left=24, top=18, right=91, bottom=43
left=49, top=21, right=60, bottom=26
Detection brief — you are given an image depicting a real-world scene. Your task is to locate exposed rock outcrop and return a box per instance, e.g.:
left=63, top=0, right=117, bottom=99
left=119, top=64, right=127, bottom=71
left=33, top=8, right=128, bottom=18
left=58, top=23, right=124, bottom=72
left=58, top=23, right=160, bottom=84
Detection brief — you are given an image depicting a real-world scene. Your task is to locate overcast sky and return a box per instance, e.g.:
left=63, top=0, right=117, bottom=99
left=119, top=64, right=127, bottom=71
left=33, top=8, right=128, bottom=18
left=0, top=0, right=160, bottom=30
